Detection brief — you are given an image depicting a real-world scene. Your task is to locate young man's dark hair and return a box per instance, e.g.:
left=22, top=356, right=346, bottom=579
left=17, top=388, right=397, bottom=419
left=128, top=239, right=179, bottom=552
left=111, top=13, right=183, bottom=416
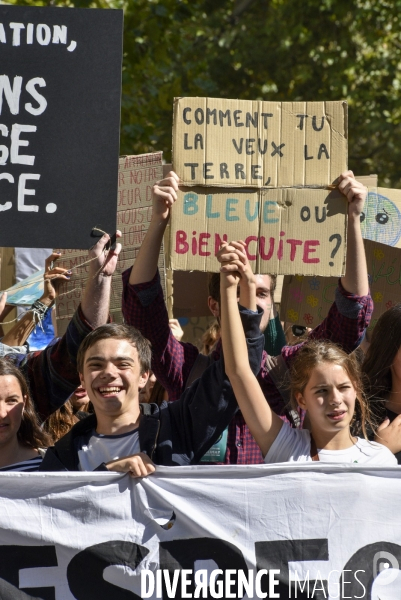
left=77, top=323, right=152, bottom=374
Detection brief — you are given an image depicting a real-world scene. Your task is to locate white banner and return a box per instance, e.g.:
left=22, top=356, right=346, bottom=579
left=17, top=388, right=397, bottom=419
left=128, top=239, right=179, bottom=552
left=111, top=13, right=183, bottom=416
left=0, top=465, right=401, bottom=600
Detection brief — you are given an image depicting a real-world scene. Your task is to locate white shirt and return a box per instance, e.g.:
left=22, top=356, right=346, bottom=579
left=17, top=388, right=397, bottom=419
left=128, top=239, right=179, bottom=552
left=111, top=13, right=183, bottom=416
left=78, top=428, right=140, bottom=471
left=264, top=422, right=397, bottom=465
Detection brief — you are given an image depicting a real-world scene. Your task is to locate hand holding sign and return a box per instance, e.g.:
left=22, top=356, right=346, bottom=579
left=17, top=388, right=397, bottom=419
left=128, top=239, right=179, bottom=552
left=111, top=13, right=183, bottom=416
left=152, top=171, right=179, bottom=222
left=42, top=252, right=71, bottom=304
left=89, top=230, right=122, bottom=277
left=338, top=170, right=367, bottom=218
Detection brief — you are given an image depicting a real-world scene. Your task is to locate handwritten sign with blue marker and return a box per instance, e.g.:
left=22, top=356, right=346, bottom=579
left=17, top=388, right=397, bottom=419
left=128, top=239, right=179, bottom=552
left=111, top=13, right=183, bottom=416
left=168, top=187, right=347, bottom=276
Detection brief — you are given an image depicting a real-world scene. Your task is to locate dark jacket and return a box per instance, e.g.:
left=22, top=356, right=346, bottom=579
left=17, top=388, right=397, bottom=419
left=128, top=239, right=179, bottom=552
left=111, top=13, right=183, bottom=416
left=40, top=306, right=264, bottom=471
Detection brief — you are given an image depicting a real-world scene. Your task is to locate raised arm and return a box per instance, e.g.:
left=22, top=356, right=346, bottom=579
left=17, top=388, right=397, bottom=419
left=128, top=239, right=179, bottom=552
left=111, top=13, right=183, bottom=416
left=1, top=253, right=70, bottom=347
left=123, top=171, right=199, bottom=400
left=129, top=171, right=179, bottom=285
left=81, top=231, right=122, bottom=328
left=21, top=234, right=121, bottom=420
left=338, top=170, right=369, bottom=296
left=219, top=243, right=283, bottom=457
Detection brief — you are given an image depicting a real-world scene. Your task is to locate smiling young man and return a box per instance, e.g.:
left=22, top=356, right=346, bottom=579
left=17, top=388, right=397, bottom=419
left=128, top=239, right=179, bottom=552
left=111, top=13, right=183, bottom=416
left=40, top=307, right=265, bottom=472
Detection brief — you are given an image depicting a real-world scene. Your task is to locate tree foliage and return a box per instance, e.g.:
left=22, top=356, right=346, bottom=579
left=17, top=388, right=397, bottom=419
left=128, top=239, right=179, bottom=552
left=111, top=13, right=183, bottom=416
left=7, top=0, right=401, bottom=186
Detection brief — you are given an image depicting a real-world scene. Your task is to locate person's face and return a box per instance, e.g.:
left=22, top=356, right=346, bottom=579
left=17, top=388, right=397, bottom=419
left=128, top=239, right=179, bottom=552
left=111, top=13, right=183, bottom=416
left=296, top=362, right=356, bottom=434
left=254, top=274, right=273, bottom=332
left=0, top=375, right=25, bottom=448
left=79, top=338, right=149, bottom=418
left=208, top=274, right=273, bottom=332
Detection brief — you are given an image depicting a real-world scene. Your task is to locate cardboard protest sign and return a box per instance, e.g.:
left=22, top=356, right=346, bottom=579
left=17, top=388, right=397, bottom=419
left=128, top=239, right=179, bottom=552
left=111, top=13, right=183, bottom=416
left=0, top=5, right=122, bottom=248
left=173, top=98, right=347, bottom=188
left=54, top=153, right=165, bottom=335
left=280, top=238, right=401, bottom=329
left=168, top=187, right=347, bottom=276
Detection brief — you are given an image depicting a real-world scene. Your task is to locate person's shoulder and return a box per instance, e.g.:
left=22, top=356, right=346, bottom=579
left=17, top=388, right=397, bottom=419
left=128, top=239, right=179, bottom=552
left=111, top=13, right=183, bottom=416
left=355, top=438, right=398, bottom=463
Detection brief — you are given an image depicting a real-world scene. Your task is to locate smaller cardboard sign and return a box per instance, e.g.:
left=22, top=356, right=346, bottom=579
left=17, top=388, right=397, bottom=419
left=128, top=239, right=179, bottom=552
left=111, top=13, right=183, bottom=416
left=55, top=153, right=165, bottom=334
left=280, top=238, right=401, bottom=329
left=168, top=187, right=347, bottom=276
left=361, top=187, right=401, bottom=248
left=173, top=98, right=347, bottom=188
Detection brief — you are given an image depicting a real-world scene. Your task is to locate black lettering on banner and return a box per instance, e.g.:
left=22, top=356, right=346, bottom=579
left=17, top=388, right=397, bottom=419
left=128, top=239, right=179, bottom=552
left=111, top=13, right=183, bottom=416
left=251, top=164, right=262, bottom=179
left=301, top=206, right=311, bottom=221
left=0, top=545, right=57, bottom=600
left=183, top=107, right=191, bottom=124
left=0, top=578, right=41, bottom=600
left=232, top=138, right=243, bottom=154
left=246, top=139, right=255, bottom=155
left=312, top=116, right=325, bottom=131
left=220, top=163, right=230, bottom=178
left=261, top=113, right=273, bottom=129
left=255, top=539, right=329, bottom=600
left=304, top=145, right=314, bottom=160
left=258, top=139, right=268, bottom=155
left=235, top=163, right=246, bottom=180
left=183, top=133, right=192, bottom=150
left=297, top=114, right=308, bottom=130
left=317, top=143, right=330, bottom=160
left=340, top=541, right=401, bottom=600
left=67, top=540, right=149, bottom=599
left=194, top=108, right=204, bottom=125
left=203, top=163, right=214, bottom=179
left=246, top=112, right=258, bottom=128
left=219, top=109, right=231, bottom=126
left=233, top=110, right=243, bottom=127
left=315, top=206, right=327, bottom=223
left=184, top=163, right=198, bottom=180
left=206, top=108, right=217, bottom=125
left=159, top=538, right=248, bottom=600
left=271, top=142, right=285, bottom=157
left=194, top=133, right=203, bottom=150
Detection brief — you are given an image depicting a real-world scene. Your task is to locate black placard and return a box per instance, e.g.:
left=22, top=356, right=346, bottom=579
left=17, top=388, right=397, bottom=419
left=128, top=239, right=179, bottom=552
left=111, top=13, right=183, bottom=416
left=0, top=5, right=122, bottom=248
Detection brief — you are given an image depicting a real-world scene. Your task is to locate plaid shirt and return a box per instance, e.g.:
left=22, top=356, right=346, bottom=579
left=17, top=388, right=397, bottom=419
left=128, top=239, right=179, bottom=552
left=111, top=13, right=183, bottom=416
left=11, top=306, right=93, bottom=422
left=122, top=269, right=373, bottom=465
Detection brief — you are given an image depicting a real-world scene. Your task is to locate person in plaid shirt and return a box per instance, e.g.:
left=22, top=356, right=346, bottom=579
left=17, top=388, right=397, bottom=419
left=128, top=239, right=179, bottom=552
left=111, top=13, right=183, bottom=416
left=122, top=171, right=372, bottom=465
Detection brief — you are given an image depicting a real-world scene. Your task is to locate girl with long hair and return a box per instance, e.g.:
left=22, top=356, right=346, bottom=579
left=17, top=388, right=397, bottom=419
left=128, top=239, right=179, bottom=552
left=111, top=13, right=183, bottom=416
left=362, top=305, right=401, bottom=462
left=220, top=247, right=397, bottom=465
left=0, top=358, right=51, bottom=471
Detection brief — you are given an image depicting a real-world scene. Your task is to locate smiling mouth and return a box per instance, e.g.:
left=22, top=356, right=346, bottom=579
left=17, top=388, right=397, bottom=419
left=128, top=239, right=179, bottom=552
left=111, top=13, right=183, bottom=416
left=97, top=387, right=122, bottom=396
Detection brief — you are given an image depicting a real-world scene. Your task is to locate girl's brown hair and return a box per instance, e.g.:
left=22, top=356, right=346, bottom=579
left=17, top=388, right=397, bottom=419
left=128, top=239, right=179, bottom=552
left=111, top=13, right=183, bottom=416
left=362, top=305, right=401, bottom=422
left=0, top=358, right=52, bottom=449
left=289, top=340, right=375, bottom=438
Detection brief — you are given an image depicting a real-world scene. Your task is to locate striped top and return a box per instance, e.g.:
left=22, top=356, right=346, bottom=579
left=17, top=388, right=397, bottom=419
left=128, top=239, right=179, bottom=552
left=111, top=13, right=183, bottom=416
left=0, top=456, right=43, bottom=472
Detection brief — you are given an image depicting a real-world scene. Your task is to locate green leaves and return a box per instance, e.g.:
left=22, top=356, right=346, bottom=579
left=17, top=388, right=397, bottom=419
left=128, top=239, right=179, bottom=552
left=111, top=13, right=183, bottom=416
left=9, top=0, right=401, bottom=185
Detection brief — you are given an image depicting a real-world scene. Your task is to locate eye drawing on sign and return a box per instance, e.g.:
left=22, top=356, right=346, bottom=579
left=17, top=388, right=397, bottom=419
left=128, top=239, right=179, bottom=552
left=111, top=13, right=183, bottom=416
left=360, top=192, right=401, bottom=246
